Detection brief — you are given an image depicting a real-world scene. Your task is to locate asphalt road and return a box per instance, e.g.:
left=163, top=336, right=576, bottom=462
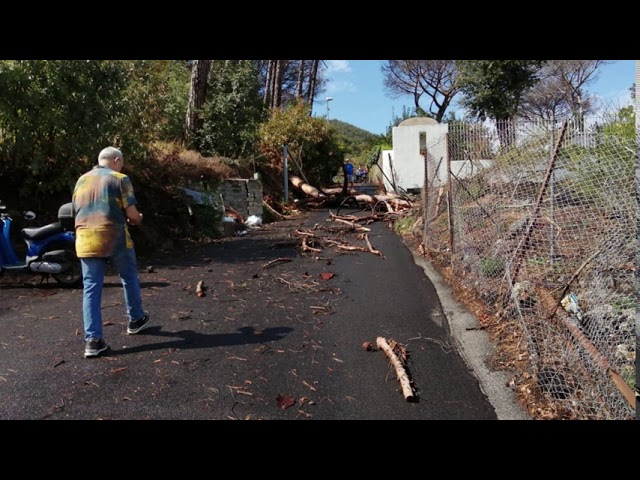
left=0, top=209, right=499, bottom=420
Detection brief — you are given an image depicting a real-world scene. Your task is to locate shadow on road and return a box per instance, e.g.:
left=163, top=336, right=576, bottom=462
left=143, top=216, right=313, bottom=270
left=103, top=281, right=171, bottom=289
left=0, top=280, right=171, bottom=290
left=0, top=280, right=74, bottom=290
left=108, top=325, right=293, bottom=355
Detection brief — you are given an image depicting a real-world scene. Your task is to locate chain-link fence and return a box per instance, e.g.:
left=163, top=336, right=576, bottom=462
left=422, top=116, right=636, bottom=419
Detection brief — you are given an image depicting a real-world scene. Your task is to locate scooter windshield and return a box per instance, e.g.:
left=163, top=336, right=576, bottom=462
left=0, top=225, right=20, bottom=265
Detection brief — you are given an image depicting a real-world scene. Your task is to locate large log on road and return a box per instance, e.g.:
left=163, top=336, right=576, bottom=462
left=290, top=176, right=325, bottom=198
left=353, top=194, right=412, bottom=209
left=291, top=176, right=411, bottom=208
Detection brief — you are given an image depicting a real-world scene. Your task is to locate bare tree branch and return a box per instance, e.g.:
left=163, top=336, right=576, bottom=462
left=519, top=60, right=610, bottom=121
left=382, top=60, right=461, bottom=122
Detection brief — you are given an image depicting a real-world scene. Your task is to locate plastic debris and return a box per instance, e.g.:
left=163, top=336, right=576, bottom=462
left=245, top=215, right=262, bottom=227
left=561, top=292, right=582, bottom=322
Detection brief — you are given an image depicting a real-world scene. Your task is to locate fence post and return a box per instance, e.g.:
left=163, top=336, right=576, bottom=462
left=446, top=132, right=454, bottom=272
left=420, top=132, right=429, bottom=243
left=549, top=115, right=556, bottom=265
left=283, top=144, right=289, bottom=203
left=509, top=120, right=568, bottom=283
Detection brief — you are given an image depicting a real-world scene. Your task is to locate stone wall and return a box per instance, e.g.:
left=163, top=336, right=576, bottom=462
left=218, top=178, right=263, bottom=219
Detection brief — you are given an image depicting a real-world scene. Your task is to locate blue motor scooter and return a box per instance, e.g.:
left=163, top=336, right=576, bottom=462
left=0, top=201, right=82, bottom=287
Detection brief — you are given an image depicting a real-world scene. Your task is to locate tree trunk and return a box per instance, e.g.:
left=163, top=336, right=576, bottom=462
left=263, top=60, right=273, bottom=105
left=273, top=60, right=285, bottom=108
left=436, top=93, right=454, bottom=122
left=574, top=95, right=585, bottom=133
left=413, top=84, right=421, bottom=113
left=185, top=60, right=212, bottom=142
left=290, top=175, right=326, bottom=198
left=307, top=60, right=320, bottom=113
left=296, top=60, right=305, bottom=99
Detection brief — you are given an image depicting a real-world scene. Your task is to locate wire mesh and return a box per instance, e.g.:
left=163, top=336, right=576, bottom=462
left=423, top=116, right=636, bottom=419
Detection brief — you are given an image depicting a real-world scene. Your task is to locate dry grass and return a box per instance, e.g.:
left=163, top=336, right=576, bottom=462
left=146, top=142, right=251, bottom=182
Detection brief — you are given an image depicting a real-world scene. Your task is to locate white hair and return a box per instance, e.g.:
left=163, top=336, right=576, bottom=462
left=98, top=146, right=123, bottom=164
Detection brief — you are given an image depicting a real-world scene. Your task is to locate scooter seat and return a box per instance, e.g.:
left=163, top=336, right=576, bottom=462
left=21, top=222, right=64, bottom=241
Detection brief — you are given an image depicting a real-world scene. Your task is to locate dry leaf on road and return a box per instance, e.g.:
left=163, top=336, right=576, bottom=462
left=277, top=394, right=295, bottom=409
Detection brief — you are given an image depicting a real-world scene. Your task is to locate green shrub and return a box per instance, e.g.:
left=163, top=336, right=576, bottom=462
left=394, top=216, right=416, bottom=235
left=258, top=100, right=343, bottom=189
left=480, top=257, right=504, bottom=277
left=612, top=295, right=635, bottom=313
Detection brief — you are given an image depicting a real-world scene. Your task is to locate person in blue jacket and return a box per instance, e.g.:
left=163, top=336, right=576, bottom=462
left=344, top=159, right=354, bottom=188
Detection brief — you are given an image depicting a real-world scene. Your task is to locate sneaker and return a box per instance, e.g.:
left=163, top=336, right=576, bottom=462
left=85, top=338, right=110, bottom=358
left=127, top=311, right=151, bottom=335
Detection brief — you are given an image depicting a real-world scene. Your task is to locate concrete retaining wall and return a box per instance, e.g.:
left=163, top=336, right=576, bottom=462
left=218, top=179, right=263, bottom=219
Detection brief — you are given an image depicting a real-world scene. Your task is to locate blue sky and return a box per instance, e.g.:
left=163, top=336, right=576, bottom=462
left=313, top=60, right=636, bottom=135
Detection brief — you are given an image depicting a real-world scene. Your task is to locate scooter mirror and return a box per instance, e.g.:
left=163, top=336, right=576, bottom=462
left=23, top=210, right=36, bottom=220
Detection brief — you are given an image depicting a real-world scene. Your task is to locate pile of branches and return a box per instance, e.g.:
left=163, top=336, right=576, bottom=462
left=262, top=176, right=415, bottom=221
left=289, top=176, right=413, bottom=214
left=295, top=212, right=390, bottom=258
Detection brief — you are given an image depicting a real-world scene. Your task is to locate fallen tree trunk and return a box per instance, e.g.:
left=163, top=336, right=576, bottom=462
left=321, top=187, right=361, bottom=196
left=290, top=176, right=326, bottom=198
left=376, top=336, right=416, bottom=402
left=353, top=194, right=412, bottom=209
left=291, top=177, right=412, bottom=211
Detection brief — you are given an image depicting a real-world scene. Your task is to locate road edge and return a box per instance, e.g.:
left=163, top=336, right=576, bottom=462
left=410, top=250, right=531, bottom=420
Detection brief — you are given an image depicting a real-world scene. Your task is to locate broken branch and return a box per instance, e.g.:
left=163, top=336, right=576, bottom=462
left=263, top=200, right=287, bottom=220
left=302, top=237, right=322, bottom=253
left=376, top=336, right=416, bottom=402
left=330, top=217, right=371, bottom=232
left=364, top=234, right=384, bottom=258
left=262, top=257, right=293, bottom=270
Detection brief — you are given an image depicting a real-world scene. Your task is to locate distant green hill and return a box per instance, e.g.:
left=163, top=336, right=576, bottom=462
left=328, top=119, right=389, bottom=166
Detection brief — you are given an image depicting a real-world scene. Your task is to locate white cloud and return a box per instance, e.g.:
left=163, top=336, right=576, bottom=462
left=326, top=60, right=352, bottom=73
left=326, top=80, right=357, bottom=94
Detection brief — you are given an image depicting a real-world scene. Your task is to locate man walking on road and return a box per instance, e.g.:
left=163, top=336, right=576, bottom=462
left=73, top=146, right=151, bottom=358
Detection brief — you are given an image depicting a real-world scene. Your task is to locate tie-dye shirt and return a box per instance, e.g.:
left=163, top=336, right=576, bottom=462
left=72, top=165, right=137, bottom=258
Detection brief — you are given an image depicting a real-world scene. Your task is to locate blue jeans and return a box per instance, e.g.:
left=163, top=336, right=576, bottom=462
left=81, top=247, right=144, bottom=341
